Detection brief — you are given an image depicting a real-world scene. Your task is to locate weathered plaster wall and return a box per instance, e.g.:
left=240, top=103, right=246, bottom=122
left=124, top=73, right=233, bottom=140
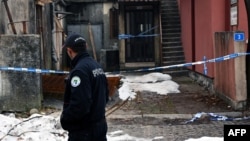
left=0, top=35, right=42, bottom=112
left=0, top=0, right=36, bottom=34
left=66, top=2, right=105, bottom=62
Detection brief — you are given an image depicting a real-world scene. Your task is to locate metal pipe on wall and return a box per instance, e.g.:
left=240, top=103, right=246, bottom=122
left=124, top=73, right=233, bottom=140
left=244, top=0, right=250, bottom=99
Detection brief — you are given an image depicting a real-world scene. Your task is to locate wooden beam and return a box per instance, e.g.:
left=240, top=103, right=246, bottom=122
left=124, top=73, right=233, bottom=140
left=88, top=23, right=97, bottom=61
left=2, top=0, right=17, bottom=34
left=54, top=15, right=66, bottom=39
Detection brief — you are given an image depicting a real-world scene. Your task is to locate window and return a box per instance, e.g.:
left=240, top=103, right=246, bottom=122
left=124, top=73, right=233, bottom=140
left=230, top=0, right=238, bottom=26
left=109, top=8, right=119, bottom=39
left=231, top=0, right=237, bottom=5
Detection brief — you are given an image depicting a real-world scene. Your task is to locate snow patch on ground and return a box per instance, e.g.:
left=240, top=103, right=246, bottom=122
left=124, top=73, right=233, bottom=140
left=118, top=72, right=180, bottom=100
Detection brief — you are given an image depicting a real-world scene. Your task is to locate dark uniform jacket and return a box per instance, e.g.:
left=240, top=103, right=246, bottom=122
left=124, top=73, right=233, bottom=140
left=60, top=52, right=109, bottom=132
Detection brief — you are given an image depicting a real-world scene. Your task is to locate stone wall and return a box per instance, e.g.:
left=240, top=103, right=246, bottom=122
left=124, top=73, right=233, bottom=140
left=0, top=35, right=42, bottom=112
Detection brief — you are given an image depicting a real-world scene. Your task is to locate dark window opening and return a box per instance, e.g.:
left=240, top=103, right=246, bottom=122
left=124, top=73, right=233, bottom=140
left=110, top=8, right=119, bottom=39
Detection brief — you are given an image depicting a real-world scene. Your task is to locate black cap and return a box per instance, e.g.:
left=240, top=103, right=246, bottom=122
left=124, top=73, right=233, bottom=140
left=63, top=33, right=86, bottom=49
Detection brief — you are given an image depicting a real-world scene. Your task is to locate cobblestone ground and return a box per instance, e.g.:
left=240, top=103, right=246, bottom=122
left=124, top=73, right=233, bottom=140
left=104, top=75, right=250, bottom=141
left=107, top=119, right=250, bottom=141
left=106, top=75, right=241, bottom=116
left=43, top=75, right=250, bottom=141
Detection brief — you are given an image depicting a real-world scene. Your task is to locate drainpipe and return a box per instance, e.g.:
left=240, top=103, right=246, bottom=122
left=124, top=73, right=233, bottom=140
left=191, top=0, right=195, bottom=70
left=244, top=0, right=250, bottom=99
left=245, top=0, right=250, bottom=51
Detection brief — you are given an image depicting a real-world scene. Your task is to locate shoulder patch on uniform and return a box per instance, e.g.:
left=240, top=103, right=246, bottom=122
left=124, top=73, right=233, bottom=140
left=71, top=76, right=81, bottom=87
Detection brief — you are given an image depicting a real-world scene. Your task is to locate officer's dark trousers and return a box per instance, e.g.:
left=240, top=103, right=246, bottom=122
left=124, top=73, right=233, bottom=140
left=68, top=119, right=107, bottom=141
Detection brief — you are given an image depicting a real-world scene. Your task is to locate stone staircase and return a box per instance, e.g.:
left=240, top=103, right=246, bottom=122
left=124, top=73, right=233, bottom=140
left=160, top=0, right=188, bottom=76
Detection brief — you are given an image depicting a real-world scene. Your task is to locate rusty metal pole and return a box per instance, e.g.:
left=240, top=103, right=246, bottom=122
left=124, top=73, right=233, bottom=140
left=22, top=21, right=27, bottom=34
left=2, top=0, right=17, bottom=34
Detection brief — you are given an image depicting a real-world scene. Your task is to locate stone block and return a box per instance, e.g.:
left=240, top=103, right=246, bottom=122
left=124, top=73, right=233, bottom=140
left=0, top=35, right=42, bottom=112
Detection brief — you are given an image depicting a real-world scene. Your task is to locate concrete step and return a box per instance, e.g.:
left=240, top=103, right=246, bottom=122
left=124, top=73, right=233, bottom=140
left=162, top=28, right=181, bottom=33
left=161, top=0, right=185, bottom=75
left=161, top=69, right=189, bottom=77
left=162, top=60, right=186, bottom=66
left=162, top=41, right=182, bottom=47
left=162, top=51, right=185, bottom=57
left=162, top=33, right=181, bottom=38
left=162, top=55, right=185, bottom=62
left=162, top=46, right=183, bottom=52
left=162, top=37, right=181, bottom=42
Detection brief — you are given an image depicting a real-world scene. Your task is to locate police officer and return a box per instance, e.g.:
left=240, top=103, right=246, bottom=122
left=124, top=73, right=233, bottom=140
left=60, top=33, right=109, bottom=141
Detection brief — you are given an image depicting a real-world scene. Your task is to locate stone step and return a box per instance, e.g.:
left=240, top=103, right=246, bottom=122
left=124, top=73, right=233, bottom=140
left=162, top=33, right=181, bottom=38
left=162, top=46, right=183, bottom=52
left=162, top=55, right=185, bottom=62
left=162, top=37, right=181, bottom=42
left=162, top=60, right=186, bottom=67
left=162, top=20, right=181, bottom=25
left=162, top=69, right=189, bottom=77
left=162, top=41, right=182, bottom=47
left=161, top=5, right=178, bottom=9
left=162, top=28, right=181, bottom=33
left=161, top=22, right=180, bottom=26
left=161, top=0, right=185, bottom=75
left=162, top=51, right=184, bottom=57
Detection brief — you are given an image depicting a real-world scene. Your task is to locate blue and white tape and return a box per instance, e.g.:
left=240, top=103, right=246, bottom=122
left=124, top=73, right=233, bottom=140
left=0, top=66, right=69, bottom=74
left=115, top=52, right=250, bottom=74
left=185, top=112, right=250, bottom=123
left=119, top=26, right=160, bottom=39
left=118, top=34, right=160, bottom=39
left=0, top=52, right=249, bottom=74
left=203, top=56, right=208, bottom=75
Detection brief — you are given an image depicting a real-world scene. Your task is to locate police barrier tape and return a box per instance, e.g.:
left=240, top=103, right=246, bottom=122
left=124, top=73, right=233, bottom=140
left=0, top=52, right=249, bottom=74
left=0, top=67, right=69, bottom=74
left=119, top=26, right=159, bottom=40
left=114, top=52, right=250, bottom=74
left=185, top=112, right=250, bottom=123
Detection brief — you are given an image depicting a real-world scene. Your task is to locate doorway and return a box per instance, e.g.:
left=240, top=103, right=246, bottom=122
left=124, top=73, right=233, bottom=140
left=124, top=5, right=155, bottom=63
